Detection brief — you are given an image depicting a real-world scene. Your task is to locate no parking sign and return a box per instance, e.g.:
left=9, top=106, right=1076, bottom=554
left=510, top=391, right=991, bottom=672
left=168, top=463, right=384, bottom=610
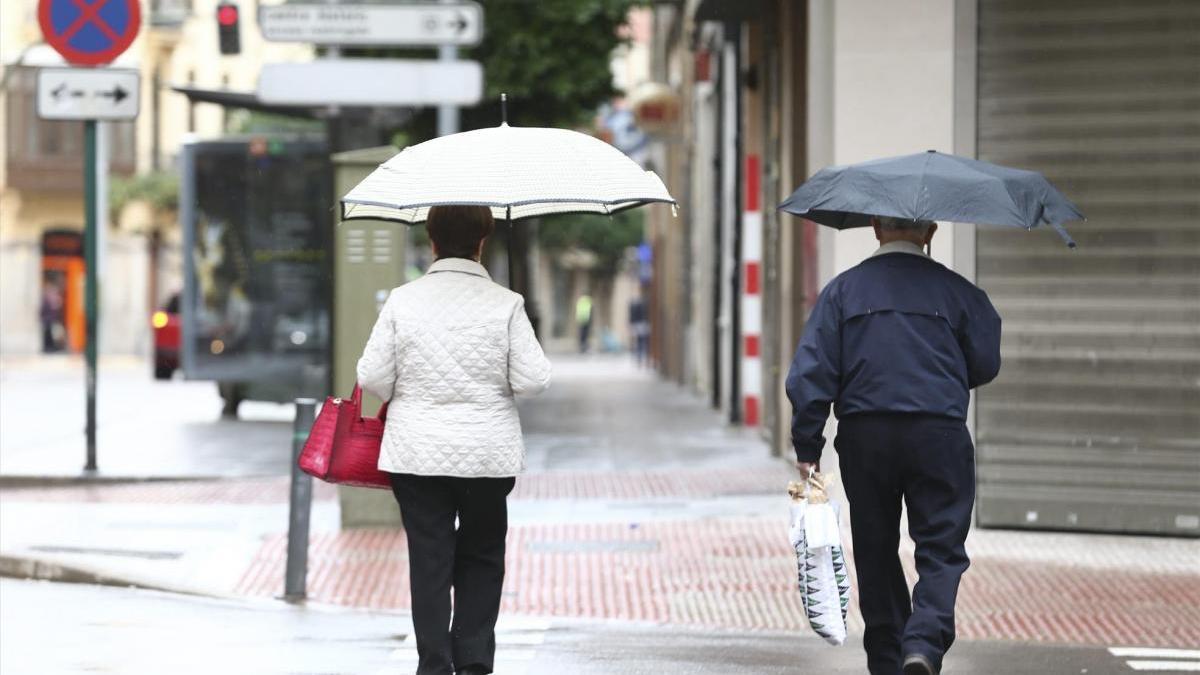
left=38, top=0, right=141, bottom=66
left=35, top=0, right=142, bottom=474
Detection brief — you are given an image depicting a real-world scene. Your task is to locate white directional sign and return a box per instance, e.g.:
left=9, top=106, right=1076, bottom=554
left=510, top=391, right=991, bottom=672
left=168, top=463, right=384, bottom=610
left=37, top=68, right=140, bottom=120
left=259, top=2, right=483, bottom=46
left=257, top=59, right=483, bottom=106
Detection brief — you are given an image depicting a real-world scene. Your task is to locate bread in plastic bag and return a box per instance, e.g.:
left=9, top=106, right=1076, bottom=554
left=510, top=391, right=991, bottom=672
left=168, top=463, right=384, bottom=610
left=788, top=472, right=852, bottom=646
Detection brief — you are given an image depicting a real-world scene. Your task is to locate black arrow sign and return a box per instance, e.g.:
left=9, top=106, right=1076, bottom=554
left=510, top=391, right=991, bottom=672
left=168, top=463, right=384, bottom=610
left=95, top=85, right=129, bottom=104
left=451, top=12, right=468, bottom=33
left=51, top=83, right=87, bottom=100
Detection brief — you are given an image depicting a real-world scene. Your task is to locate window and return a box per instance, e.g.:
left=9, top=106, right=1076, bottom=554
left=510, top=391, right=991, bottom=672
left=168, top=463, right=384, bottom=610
left=4, top=66, right=136, bottom=192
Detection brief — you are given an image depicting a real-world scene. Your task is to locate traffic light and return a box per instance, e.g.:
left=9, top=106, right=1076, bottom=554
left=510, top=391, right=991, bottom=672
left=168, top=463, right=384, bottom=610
left=217, top=2, right=240, bottom=56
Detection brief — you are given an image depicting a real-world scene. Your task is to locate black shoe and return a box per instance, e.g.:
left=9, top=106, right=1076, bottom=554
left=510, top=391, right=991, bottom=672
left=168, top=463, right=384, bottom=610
left=902, top=653, right=936, bottom=675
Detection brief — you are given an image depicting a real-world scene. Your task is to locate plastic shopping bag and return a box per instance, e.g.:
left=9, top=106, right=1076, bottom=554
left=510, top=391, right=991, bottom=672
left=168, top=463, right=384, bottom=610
left=788, top=472, right=852, bottom=646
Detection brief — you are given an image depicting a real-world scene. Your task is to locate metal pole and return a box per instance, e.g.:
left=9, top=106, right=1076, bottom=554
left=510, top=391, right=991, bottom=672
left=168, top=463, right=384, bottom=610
left=436, top=0, right=459, bottom=137
left=84, top=120, right=98, bottom=472
left=285, top=398, right=317, bottom=600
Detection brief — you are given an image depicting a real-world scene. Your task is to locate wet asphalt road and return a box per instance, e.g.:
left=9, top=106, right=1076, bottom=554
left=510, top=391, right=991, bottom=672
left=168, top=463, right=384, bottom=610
left=0, top=578, right=1144, bottom=675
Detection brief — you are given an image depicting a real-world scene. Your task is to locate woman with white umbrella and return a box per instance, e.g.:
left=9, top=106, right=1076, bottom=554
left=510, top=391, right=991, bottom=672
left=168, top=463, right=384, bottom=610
left=350, top=107, right=675, bottom=675
left=356, top=204, right=550, bottom=675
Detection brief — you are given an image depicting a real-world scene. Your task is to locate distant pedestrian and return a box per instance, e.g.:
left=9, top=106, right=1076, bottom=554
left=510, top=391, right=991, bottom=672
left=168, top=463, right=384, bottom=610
left=40, top=282, right=64, bottom=353
left=575, top=292, right=593, bottom=353
left=785, top=217, right=1001, bottom=675
left=357, top=205, right=552, bottom=675
left=628, top=296, right=649, bottom=366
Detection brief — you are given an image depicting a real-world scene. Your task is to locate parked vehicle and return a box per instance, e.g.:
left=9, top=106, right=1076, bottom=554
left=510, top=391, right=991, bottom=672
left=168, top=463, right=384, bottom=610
left=152, top=294, right=181, bottom=380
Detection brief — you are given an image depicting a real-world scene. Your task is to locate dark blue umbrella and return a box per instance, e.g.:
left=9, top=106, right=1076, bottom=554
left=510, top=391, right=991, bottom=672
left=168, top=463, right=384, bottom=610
left=778, top=150, right=1085, bottom=247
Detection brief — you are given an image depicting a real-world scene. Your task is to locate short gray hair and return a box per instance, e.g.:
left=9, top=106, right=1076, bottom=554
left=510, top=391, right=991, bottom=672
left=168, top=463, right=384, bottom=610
left=876, top=216, right=935, bottom=236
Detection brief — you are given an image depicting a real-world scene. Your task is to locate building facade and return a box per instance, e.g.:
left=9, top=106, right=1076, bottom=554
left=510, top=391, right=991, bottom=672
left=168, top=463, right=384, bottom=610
left=645, top=0, right=1199, bottom=536
left=0, top=0, right=310, bottom=356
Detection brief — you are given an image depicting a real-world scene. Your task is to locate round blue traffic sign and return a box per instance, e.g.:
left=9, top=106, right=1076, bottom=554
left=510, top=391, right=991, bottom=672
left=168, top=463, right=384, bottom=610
left=39, top=0, right=141, bottom=66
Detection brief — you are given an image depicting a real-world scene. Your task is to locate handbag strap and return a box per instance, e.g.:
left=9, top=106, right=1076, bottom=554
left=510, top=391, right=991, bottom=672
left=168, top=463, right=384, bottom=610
left=349, top=383, right=390, bottom=423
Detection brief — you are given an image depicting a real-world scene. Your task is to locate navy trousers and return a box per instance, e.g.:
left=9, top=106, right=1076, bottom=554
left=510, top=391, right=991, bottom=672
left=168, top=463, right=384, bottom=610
left=390, top=474, right=515, bottom=675
left=835, top=413, right=975, bottom=675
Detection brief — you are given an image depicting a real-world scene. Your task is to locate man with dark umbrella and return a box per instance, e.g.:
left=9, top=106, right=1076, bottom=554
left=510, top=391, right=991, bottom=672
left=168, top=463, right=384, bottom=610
left=786, top=216, right=1002, bottom=675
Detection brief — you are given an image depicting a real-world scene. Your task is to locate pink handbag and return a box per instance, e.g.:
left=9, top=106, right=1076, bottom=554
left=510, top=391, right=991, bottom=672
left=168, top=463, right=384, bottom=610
left=298, top=385, right=392, bottom=489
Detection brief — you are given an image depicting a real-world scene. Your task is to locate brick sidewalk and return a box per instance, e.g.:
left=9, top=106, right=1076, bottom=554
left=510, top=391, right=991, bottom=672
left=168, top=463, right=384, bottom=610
left=7, top=356, right=1197, bottom=651
left=231, top=521, right=1200, bottom=648
left=229, top=497, right=1200, bottom=649
left=7, top=469, right=1198, bottom=649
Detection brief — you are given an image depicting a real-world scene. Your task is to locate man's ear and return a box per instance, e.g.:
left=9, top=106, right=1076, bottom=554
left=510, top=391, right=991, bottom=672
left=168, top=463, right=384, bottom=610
left=925, top=222, right=939, bottom=245
left=871, top=218, right=882, bottom=242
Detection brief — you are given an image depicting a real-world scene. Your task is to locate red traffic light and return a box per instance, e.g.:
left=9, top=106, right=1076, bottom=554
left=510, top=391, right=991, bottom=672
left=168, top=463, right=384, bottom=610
left=217, top=4, right=238, bottom=26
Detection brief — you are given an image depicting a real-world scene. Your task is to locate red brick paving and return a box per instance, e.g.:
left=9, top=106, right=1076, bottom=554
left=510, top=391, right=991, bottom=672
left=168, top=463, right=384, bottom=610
left=9, top=469, right=1198, bottom=647
left=512, top=467, right=789, bottom=500
left=233, top=518, right=1200, bottom=648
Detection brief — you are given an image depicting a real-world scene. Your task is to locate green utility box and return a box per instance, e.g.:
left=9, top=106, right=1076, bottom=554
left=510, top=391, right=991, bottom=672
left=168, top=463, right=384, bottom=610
left=332, top=146, right=406, bottom=528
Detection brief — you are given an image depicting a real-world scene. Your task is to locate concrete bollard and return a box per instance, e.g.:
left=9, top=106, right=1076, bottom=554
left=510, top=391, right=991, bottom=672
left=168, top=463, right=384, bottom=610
left=285, top=398, right=317, bottom=601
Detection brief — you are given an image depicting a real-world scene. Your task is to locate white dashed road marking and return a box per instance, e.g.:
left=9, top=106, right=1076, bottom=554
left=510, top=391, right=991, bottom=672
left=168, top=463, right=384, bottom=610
left=1109, top=647, right=1200, bottom=672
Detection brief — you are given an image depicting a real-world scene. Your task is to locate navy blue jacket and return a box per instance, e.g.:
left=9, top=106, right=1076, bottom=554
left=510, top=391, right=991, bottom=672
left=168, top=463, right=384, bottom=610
left=785, top=250, right=1002, bottom=463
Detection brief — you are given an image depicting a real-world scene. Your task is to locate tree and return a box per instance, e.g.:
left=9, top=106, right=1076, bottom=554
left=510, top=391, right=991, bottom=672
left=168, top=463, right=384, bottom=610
left=109, top=171, right=178, bottom=225
left=537, top=208, right=644, bottom=275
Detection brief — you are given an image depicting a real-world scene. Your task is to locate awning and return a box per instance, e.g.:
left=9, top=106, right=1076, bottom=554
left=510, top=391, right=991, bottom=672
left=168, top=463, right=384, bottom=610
left=170, top=85, right=322, bottom=119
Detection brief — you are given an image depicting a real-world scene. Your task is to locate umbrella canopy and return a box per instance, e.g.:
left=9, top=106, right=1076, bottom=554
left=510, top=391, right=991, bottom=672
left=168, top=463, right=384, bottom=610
left=778, top=150, right=1084, bottom=247
left=341, top=123, right=675, bottom=224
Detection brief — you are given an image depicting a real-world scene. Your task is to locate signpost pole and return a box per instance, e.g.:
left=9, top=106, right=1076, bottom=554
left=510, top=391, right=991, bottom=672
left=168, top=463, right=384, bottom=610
left=83, top=119, right=99, bottom=472
left=437, top=0, right=459, bottom=137
left=36, top=0, right=141, bottom=475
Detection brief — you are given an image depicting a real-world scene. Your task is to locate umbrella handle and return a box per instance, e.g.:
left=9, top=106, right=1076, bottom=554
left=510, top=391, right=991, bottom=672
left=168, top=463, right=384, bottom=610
left=1051, top=222, right=1077, bottom=248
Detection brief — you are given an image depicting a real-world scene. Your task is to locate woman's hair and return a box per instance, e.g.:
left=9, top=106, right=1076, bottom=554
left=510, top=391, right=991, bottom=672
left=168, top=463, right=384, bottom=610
left=426, top=205, right=496, bottom=260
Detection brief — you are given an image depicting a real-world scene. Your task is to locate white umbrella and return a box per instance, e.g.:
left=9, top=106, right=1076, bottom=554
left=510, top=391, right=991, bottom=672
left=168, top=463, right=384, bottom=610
left=341, top=122, right=676, bottom=224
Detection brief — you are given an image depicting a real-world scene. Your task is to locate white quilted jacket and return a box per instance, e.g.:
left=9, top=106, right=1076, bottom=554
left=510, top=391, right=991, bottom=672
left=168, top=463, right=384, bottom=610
left=356, top=258, right=552, bottom=477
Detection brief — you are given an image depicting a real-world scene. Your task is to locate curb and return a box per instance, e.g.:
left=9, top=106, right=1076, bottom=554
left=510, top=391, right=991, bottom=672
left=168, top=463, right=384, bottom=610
left=0, top=553, right=187, bottom=594
left=0, top=474, right=277, bottom=489
left=0, top=552, right=419, bottom=618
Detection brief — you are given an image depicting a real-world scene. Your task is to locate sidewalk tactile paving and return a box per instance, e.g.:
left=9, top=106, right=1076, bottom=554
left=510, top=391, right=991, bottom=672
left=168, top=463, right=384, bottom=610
left=232, top=517, right=1200, bottom=648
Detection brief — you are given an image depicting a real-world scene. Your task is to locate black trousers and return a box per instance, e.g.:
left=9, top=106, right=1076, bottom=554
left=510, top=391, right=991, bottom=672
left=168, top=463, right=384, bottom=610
left=389, top=474, right=516, bottom=675
left=835, top=413, right=975, bottom=675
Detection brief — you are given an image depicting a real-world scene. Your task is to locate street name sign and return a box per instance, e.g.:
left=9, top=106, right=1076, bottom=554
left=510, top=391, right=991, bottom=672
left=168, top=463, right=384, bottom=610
left=37, top=67, right=140, bottom=120
left=257, top=59, right=483, bottom=106
left=38, top=0, right=141, bottom=65
left=259, top=2, right=483, bottom=46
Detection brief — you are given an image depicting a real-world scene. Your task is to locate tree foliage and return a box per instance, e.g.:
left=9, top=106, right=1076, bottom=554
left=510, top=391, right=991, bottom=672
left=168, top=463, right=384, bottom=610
left=464, top=0, right=640, bottom=129
left=109, top=170, right=179, bottom=222
left=537, top=208, right=644, bottom=274
left=355, top=0, right=648, bottom=269
left=357, top=0, right=643, bottom=140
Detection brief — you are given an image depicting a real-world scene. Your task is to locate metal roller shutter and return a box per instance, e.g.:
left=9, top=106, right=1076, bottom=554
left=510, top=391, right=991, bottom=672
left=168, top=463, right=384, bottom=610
left=974, top=0, right=1200, bottom=535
